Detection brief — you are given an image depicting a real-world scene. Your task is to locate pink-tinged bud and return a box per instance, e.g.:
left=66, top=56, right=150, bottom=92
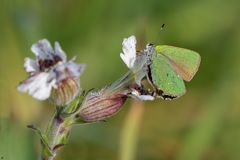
left=78, top=91, right=127, bottom=122
left=51, top=77, right=80, bottom=106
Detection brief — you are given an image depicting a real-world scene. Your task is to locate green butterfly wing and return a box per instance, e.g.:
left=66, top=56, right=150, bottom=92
left=155, top=45, right=201, bottom=81
left=150, top=49, right=186, bottom=98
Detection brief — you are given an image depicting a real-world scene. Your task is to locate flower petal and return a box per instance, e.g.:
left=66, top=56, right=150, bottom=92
left=24, top=57, right=38, bottom=72
left=120, top=53, right=129, bottom=67
left=67, top=61, right=86, bottom=78
left=17, top=72, right=56, bottom=100
left=52, top=60, right=85, bottom=83
left=31, top=39, right=54, bottom=60
left=120, top=35, right=136, bottom=69
left=54, top=42, right=67, bottom=62
left=137, top=95, right=154, bottom=101
left=131, top=90, right=154, bottom=101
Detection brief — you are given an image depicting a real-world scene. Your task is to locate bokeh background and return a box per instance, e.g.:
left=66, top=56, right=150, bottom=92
left=0, top=0, right=240, bottom=159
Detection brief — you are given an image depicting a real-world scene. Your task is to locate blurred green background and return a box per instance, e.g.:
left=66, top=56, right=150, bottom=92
left=0, top=0, right=240, bottom=159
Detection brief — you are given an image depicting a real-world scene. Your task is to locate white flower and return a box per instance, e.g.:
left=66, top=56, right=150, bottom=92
left=119, top=35, right=155, bottom=101
left=131, top=89, right=154, bottom=101
left=18, top=39, right=85, bottom=104
left=120, top=35, right=137, bottom=69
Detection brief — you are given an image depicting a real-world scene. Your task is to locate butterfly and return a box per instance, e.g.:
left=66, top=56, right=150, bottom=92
left=145, top=44, right=201, bottom=100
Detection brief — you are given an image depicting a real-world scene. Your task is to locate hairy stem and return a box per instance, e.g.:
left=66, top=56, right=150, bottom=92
left=40, top=70, right=138, bottom=160
left=41, top=112, right=73, bottom=160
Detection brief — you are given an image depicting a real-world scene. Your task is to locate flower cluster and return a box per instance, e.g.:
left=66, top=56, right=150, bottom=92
left=18, top=36, right=154, bottom=121
left=17, top=35, right=200, bottom=160
left=18, top=39, right=85, bottom=106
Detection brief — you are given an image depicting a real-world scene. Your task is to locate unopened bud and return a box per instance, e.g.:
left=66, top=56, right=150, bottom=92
left=51, top=77, right=80, bottom=106
left=78, top=90, right=127, bottom=122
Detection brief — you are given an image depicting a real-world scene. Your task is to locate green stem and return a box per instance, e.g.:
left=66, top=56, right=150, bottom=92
left=120, top=101, right=144, bottom=160
left=39, top=70, right=138, bottom=160
left=41, top=111, right=73, bottom=160
left=104, top=70, right=134, bottom=95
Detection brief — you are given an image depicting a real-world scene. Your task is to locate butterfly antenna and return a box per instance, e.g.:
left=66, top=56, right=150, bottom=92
left=156, top=23, right=166, bottom=44
left=160, top=23, right=165, bottom=30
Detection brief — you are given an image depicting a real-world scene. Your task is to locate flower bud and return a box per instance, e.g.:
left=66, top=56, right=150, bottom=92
left=51, top=77, right=80, bottom=106
left=77, top=90, right=127, bottom=122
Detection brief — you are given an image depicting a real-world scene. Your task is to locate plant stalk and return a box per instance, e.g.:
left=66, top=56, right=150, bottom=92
left=39, top=70, right=138, bottom=160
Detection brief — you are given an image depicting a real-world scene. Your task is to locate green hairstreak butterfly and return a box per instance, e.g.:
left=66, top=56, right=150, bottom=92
left=145, top=44, right=201, bottom=100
